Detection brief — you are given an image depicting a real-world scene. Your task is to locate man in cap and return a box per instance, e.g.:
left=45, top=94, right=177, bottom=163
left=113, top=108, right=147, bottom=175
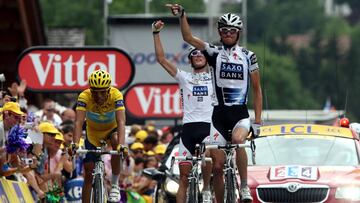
left=0, top=102, right=24, bottom=175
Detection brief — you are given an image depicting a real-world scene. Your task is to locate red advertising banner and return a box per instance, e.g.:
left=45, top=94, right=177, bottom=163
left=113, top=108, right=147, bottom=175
left=125, top=83, right=183, bottom=119
left=17, top=47, right=135, bottom=92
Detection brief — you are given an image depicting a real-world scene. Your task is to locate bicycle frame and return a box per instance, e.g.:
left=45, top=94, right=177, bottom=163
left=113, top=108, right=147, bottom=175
left=206, top=143, right=250, bottom=203
left=76, top=141, right=127, bottom=203
left=171, top=144, right=212, bottom=203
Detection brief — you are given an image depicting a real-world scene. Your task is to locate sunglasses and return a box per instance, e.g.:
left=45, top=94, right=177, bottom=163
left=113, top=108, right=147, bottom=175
left=219, top=27, right=239, bottom=35
left=190, top=50, right=204, bottom=57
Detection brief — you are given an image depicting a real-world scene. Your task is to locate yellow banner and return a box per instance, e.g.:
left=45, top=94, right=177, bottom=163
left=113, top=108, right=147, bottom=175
left=260, top=124, right=353, bottom=138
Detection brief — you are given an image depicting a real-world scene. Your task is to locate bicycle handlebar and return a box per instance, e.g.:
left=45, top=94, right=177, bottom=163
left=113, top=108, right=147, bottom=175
left=76, top=148, right=127, bottom=155
left=205, top=143, right=250, bottom=150
left=174, top=156, right=212, bottom=162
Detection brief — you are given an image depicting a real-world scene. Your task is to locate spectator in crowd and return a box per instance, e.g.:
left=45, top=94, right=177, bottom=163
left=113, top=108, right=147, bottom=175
left=135, top=130, right=148, bottom=143
left=0, top=102, right=24, bottom=175
left=61, top=108, right=76, bottom=122
left=143, top=135, right=158, bottom=152
left=35, top=99, right=62, bottom=126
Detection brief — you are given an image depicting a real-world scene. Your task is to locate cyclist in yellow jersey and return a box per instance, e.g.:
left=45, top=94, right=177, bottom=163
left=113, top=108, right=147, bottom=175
left=73, top=69, right=126, bottom=203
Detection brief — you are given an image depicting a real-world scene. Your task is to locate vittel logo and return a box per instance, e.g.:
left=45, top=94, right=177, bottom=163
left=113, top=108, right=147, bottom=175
left=125, top=84, right=182, bottom=118
left=29, top=53, right=117, bottom=86
left=17, top=47, right=135, bottom=91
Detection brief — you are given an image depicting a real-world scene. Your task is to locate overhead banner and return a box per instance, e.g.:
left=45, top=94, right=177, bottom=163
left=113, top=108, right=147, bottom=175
left=124, top=83, right=182, bottom=119
left=16, top=47, right=135, bottom=92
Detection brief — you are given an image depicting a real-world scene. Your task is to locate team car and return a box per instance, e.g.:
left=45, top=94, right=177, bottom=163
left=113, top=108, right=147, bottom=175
left=245, top=124, right=360, bottom=203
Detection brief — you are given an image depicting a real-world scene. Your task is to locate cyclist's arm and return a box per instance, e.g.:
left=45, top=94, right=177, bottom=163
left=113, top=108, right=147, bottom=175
left=250, top=70, right=262, bottom=124
left=179, top=11, right=206, bottom=51
left=153, top=21, right=177, bottom=77
left=115, top=109, right=126, bottom=145
left=74, top=109, right=85, bottom=145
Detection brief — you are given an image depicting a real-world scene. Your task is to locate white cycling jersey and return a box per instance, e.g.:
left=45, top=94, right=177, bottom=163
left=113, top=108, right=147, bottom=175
left=175, top=69, right=213, bottom=124
left=204, top=43, right=259, bottom=106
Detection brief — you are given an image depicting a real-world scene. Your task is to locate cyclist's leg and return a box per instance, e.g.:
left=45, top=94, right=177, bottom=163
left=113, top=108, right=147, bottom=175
left=232, top=117, right=253, bottom=201
left=199, top=123, right=212, bottom=194
left=177, top=129, right=193, bottom=203
left=108, top=129, right=121, bottom=201
left=210, top=108, right=229, bottom=203
left=82, top=139, right=97, bottom=203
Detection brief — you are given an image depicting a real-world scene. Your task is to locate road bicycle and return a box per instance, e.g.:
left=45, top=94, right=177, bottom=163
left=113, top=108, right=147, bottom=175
left=206, top=143, right=250, bottom=203
left=171, top=144, right=212, bottom=203
left=76, top=140, right=127, bottom=203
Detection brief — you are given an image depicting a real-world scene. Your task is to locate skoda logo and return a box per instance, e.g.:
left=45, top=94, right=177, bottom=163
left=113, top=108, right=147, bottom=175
left=287, top=183, right=300, bottom=193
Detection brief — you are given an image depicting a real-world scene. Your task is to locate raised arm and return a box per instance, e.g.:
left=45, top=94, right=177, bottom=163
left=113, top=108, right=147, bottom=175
left=166, top=4, right=206, bottom=50
left=152, top=20, right=177, bottom=77
left=250, top=71, right=262, bottom=125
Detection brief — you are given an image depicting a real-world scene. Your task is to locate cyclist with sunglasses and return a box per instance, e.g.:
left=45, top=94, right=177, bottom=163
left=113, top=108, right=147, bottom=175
left=73, top=69, right=126, bottom=203
left=152, top=20, right=214, bottom=203
left=167, top=4, right=263, bottom=203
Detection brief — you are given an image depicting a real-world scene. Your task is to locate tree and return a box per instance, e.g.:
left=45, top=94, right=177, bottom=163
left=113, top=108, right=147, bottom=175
left=40, top=0, right=103, bottom=45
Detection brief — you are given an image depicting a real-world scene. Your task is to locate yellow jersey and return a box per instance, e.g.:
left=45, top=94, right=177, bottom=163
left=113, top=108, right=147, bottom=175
left=76, top=87, right=125, bottom=146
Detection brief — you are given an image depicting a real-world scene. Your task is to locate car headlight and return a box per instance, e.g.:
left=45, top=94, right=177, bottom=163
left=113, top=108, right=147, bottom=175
left=335, top=186, right=360, bottom=201
left=165, top=178, right=179, bottom=195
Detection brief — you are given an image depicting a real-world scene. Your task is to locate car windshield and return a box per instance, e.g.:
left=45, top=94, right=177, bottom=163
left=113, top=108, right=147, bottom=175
left=246, top=135, right=359, bottom=166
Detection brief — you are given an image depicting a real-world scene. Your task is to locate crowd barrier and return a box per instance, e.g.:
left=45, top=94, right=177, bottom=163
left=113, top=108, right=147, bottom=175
left=0, top=177, right=37, bottom=203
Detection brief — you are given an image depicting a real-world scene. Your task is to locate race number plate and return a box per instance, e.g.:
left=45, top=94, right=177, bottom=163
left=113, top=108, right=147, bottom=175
left=270, top=166, right=318, bottom=180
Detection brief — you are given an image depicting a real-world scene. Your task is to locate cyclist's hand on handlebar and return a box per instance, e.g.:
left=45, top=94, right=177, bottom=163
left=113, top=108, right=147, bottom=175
left=251, top=123, right=262, bottom=137
left=116, top=144, right=128, bottom=156
left=68, top=143, right=79, bottom=156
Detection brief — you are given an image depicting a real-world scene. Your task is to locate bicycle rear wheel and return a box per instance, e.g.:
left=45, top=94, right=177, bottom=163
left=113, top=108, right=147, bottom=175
left=188, top=178, right=199, bottom=203
left=225, top=170, right=236, bottom=203
left=92, top=174, right=104, bottom=203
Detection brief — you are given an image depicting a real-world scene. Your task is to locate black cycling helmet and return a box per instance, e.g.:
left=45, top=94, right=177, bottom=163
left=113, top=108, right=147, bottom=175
left=218, top=13, right=243, bottom=30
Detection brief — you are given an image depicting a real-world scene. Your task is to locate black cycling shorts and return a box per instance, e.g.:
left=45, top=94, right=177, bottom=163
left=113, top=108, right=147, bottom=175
left=179, top=122, right=210, bottom=156
left=211, top=105, right=249, bottom=141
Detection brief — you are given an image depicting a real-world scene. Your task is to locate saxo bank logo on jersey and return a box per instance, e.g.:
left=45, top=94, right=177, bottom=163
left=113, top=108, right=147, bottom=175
left=125, top=84, right=182, bottom=118
left=16, top=47, right=135, bottom=91
left=193, top=86, right=208, bottom=96
left=130, top=43, right=190, bottom=66
left=220, top=62, right=244, bottom=80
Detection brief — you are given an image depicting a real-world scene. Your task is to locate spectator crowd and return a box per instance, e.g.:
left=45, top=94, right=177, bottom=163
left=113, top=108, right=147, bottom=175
left=0, top=79, right=175, bottom=202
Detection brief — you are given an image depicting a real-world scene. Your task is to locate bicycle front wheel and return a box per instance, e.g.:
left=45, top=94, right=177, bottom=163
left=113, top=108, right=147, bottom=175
left=188, top=178, right=199, bottom=203
left=92, top=174, right=105, bottom=203
left=225, top=170, right=236, bottom=203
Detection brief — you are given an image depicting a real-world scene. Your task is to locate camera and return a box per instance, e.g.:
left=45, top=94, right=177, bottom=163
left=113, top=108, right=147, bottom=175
left=23, top=158, right=33, bottom=165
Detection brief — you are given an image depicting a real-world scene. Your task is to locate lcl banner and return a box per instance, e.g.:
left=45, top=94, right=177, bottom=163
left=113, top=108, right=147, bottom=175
left=124, top=83, right=183, bottom=119
left=16, top=47, right=135, bottom=92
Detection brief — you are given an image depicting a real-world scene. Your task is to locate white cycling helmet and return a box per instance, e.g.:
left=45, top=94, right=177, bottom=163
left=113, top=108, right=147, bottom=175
left=218, top=13, right=243, bottom=30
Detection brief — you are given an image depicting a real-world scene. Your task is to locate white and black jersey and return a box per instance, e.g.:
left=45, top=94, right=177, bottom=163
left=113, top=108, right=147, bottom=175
left=175, top=69, right=214, bottom=124
left=174, top=69, right=213, bottom=156
left=204, top=43, right=259, bottom=106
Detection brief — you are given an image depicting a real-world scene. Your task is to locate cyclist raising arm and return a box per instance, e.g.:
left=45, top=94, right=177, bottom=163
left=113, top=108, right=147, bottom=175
left=152, top=20, right=214, bottom=203
left=73, top=69, right=125, bottom=203
left=167, top=4, right=263, bottom=203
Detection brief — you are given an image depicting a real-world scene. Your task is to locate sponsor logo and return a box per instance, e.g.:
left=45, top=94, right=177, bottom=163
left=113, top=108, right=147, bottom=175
left=17, top=47, right=135, bottom=91
left=220, top=62, right=244, bottom=80
left=286, top=183, right=301, bottom=193
left=130, top=43, right=190, bottom=66
left=192, top=86, right=208, bottom=96
left=125, top=83, right=182, bottom=118
left=115, top=100, right=124, bottom=108
left=250, top=54, right=257, bottom=65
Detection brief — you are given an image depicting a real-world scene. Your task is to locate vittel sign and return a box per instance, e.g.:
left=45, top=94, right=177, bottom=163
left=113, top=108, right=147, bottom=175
left=125, top=83, right=183, bottom=119
left=17, top=47, right=135, bottom=91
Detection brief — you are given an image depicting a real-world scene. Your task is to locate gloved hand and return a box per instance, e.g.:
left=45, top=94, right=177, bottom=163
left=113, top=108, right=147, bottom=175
left=152, top=20, right=164, bottom=34
left=251, top=123, right=262, bottom=137
left=116, top=144, right=128, bottom=157
left=68, top=143, right=79, bottom=157
left=165, top=4, right=184, bottom=17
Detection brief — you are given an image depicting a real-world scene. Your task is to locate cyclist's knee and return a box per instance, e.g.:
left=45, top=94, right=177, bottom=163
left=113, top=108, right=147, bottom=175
left=213, top=164, right=224, bottom=176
